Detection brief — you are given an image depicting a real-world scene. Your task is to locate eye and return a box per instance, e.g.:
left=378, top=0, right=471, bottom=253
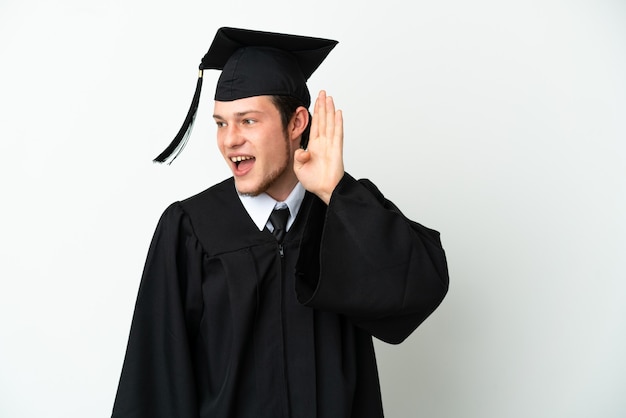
left=242, top=118, right=256, bottom=126
left=215, top=120, right=227, bottom=128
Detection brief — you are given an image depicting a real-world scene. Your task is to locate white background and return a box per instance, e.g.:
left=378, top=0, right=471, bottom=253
left=1, top=0, right=625, bottom=417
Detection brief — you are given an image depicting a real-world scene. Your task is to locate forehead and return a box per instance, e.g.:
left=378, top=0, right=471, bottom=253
left=213, top=95, right=277, bottom=118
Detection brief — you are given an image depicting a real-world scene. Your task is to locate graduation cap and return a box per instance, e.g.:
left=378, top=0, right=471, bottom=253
left=154, top=27, right=338, bottom=164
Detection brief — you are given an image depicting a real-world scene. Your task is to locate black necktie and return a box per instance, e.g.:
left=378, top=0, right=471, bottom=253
left=269, top=207, right=290, bottom=243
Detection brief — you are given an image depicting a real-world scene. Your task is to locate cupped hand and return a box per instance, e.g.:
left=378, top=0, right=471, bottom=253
left=294, top=90, right=345, bottom=204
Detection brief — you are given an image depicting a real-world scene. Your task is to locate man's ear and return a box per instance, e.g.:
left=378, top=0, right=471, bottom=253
left=289, top=106, right=310, bottom=140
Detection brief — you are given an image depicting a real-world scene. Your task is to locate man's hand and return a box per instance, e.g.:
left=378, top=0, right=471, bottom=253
left=294, top=90, right=345, bottom=205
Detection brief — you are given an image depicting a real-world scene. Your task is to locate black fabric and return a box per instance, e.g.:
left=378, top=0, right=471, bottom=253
left=270, top=207, right=290, bottom=243
left=153, top=27, right=337, bottom=163
left=111, top=173, right=449, bottom=418
left=203, top=27, right=338, bottom=106
left=201, top=27, right=338, bottom=79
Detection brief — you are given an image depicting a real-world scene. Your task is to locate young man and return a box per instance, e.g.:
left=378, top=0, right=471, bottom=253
left=112, top=27, right=449, bottom=418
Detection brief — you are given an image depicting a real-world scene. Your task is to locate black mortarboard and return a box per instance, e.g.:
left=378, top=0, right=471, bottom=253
left=154, top=27, right=338, bottom=163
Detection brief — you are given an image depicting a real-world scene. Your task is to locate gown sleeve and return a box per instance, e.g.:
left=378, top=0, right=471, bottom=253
left=295, top=173, right=449, bottom=344
left=111, top=203, right=203, bottom=418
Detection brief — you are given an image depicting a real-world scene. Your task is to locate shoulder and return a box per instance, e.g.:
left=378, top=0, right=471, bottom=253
left=149, top=178, right=237, bottom=251
left=180, top=177, right=236, bottom=212
left=154, top=178, right=235, bottom=226
left=167, top=177, right=269, bottom=255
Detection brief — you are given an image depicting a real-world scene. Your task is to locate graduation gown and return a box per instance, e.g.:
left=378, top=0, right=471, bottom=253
left=111, top=173, right=449, bottom=418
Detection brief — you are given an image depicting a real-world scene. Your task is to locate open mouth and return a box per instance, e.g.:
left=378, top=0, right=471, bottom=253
left=230, top=155, right=255, bottom=174
left=231, top=155, right=254, bottom=166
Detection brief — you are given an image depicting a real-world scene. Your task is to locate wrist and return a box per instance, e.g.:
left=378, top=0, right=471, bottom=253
left=317, top=171, right=345, bottom=205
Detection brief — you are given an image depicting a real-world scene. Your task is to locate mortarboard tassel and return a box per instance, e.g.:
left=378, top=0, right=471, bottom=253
left=153, top=70, right=204, bottom=164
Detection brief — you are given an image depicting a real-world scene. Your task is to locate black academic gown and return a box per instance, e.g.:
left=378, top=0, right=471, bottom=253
left=111, top=173, right=449, bottom=418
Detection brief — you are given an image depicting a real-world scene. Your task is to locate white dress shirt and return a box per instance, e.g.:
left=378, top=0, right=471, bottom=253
left=237, top=182, right=306, bottom=232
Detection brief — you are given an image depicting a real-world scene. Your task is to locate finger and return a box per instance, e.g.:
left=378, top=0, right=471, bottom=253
left=325, top=95, right=336, bottom=139
left=310, top=92, right=321, bottom=142
left=335, top=109, right=343, bottom=146
left=317, top=90, right=327, bottom=138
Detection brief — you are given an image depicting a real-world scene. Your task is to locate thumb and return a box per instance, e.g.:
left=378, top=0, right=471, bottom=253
left=294, top=148, right=310, bottom=165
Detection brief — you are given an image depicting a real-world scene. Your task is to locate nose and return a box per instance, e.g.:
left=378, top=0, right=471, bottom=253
left=221, top=125, right=245, bottom=149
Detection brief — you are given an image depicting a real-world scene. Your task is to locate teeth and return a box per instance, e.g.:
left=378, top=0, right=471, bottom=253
left=231, top=156, right=254, bottom=162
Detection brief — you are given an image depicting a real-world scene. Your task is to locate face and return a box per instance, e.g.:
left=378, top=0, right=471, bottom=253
left=214, top=96, right=299, bottom=201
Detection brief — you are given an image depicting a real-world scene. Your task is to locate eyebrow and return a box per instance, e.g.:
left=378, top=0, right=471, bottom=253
left=213, top=110, right=263, bottom=119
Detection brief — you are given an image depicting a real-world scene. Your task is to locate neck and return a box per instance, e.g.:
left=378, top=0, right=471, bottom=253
left=266, top=176, right=299, bottom=202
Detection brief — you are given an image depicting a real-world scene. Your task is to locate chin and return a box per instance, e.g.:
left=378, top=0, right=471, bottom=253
left=234, top=164, right=289, bottom=198
left=234, top=180, right=263, bottom=197
left=237, top=190, right=261, bottom=197
left=235, top=187, right=258, bottom=197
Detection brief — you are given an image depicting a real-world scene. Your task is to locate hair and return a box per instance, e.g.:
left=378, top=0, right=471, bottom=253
left=271, top=95, right=312, bottom=148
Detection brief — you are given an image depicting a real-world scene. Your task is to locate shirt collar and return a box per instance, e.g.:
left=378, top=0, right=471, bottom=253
left=237, top=182, right=306, bottom=231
